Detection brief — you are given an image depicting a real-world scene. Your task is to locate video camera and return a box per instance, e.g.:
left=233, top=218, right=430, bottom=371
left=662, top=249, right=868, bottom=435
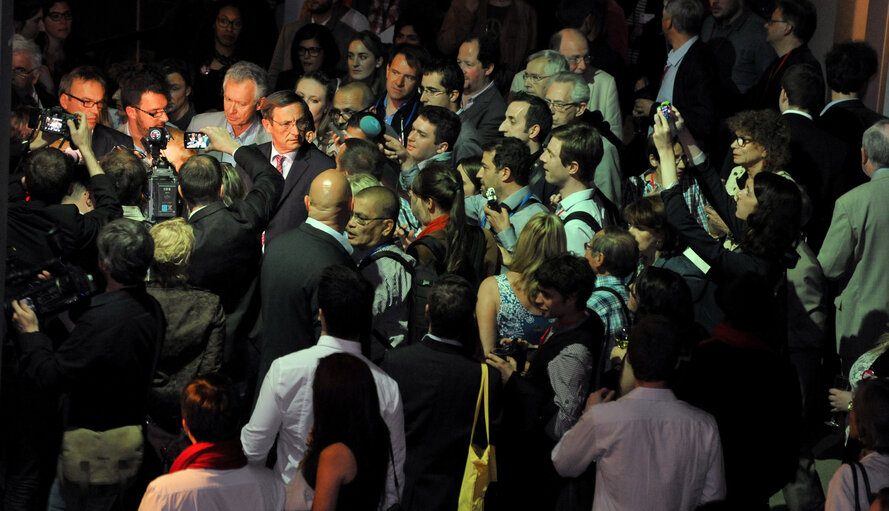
left=144, top=127, right=179, bottom=223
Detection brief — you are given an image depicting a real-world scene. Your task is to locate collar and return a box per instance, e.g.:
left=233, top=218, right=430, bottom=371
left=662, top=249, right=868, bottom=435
left=464, top=80, right=496, bottom=109
left=595, top=275, right=625, bottom=288
left=501, top=186, right=535, bottom=209
left=871, top=168, right=889, bottom=180
left=418, top=151, right=452, bottom=169
left=557, top=188, right=594, bottom=212
left=820, top=97, right=858, bottom=116
left=188, top=204, right=209, bottom=218
left=667, top=36, right=699, bottom=66
left=317, top=335, right=362, bottom=353
left=270, top=145, right=298, bottom=161
left=782, top=109, right=813, bottom=120
left=623, top=386, right=677, bottom=401
left=227, top=115, right=263, bottom=142
left=425, top=333, right=463, bottom=348
left=306, top=217, right=354, bottom=254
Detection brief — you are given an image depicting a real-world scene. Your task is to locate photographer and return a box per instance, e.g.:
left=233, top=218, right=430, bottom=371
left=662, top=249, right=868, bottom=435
left=8, top=111, right=122, bottom=267
left=11, top=219, right=165, bottom=510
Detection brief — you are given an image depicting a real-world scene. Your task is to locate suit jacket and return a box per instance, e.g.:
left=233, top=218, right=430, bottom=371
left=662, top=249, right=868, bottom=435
left=671, top=39, right=719, bottom=150
left=187, top=145, right=284, bottom=313
left=91, top=124, right=133, bottom=159
left=748, top=45, right=821, bottom=111
left=818, top=171, right=889, bottom=374
left=380, top=338, right=501, bottom=511
left=816, top=99, right=887, bottom=192
left=237, top=142, right=333, bottom=244
left=782, top=112, right=850, bottom=251
left=257, top=222, right=354, bottom=382
left=459, top=84, right=507, bottom=146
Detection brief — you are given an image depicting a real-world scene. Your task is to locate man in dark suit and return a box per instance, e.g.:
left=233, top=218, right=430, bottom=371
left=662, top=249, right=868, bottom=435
left=818, top=41, right=887, bottom=193
left=237, top=91, right=333, bottom=245
left=632, top=0, right=718, bottom=150
left=748, top=0, right=820, bottom=110
left=457, top=33, right=507, bottom=146
left=58, top=66, right=133, bottom=158
left=778, top=65, right=850, bottom=251
left=381, top=275, right=500, bottom=511
left=257, top=169, right=354, bottom=382
left=180, top=126, right=284, bottom=369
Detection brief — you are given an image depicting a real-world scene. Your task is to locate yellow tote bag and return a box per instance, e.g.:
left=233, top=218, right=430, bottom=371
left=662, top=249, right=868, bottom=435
left=457, top=364, right=496, bottom=511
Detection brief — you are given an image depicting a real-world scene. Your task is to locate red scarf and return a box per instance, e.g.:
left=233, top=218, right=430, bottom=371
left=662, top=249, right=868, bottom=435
left=415, top=214, right=449, bottom=240
left=169, top=438, right=248, bottom=473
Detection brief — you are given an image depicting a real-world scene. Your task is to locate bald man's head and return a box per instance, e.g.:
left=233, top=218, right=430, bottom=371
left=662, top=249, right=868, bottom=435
left=305, top=168, right=353, bottom=230
left=552, top=28, right=591, bottom=74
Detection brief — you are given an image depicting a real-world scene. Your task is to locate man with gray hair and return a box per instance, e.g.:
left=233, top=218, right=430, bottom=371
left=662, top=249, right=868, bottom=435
left=545, top=73, right=622, bottom=206
left=510, top=50, right=568, bottom=99
left=632, top=0, right=718, bottom=150
left=188, top=61, right=272, bottom=165
left=819, top=120, right=889, bottom=376
left=12, top=34, right=52, bottom=108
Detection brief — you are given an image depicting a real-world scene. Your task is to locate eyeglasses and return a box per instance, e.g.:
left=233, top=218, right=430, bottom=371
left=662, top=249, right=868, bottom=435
left=766, top=18, right=788, bottom=25
left=734, top=135, right=754, bottom=147
left=297, top=47, right=323, bottom=57
left=673, top=153, right=688, bottom=165
left=546, top=99, right=579, bottom=111
left=351, top=212, right=389, bottom=226
left=269, top=118, right=300, bottom=131
left=525, top=72, right=552, bottom=83
left=46, top=11, right=72, bottom=21
left=65, top=92, right=105, bottom=109
left=566, top=55, right=592, bottom=66
left=331, top=106, right=370, bottom=122
left=13, top=66, right=36, bottom=77
left=131, top=105, right=167, bottom=119
left=216, top=17, right=242, bottom=29
left=418, top=86, right=446, bottom=97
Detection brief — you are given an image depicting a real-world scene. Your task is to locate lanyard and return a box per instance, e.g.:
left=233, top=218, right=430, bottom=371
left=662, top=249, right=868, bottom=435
left=481, top=192, right=533, bottom=228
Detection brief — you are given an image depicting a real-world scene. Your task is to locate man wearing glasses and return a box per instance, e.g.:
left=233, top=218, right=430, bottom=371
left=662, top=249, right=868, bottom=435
left=545, top=73, right=622, bottom=207
left=11, top=35, right=53, bottom=109
left=188, top=61, right=272, bottom=166
left=419, top=60, right=482, bottom=162
left=119, top=68, right=171, bottom=156
left=245, top=90, right=333, bottom=244
left=58, top=66, right=133, bottom=158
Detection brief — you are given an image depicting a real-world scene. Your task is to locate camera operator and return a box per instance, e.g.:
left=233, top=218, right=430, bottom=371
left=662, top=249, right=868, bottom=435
left=8, top=111, right=122, bottom=267
left=10, top=218, right=165, bottom=510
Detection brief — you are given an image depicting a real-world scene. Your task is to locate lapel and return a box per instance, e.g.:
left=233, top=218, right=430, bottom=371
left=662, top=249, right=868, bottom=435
left=278, top=147, right=313, bottom=207
left=187, top=201, right=226, bottom=224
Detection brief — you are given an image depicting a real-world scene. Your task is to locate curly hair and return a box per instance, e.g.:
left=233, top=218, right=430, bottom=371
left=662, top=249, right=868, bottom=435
left=726, top=110, right=790, bottom=171
left=742, top=172, right=802, bottom=269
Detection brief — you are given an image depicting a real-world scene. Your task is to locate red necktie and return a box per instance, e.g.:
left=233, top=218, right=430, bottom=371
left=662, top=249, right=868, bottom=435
left=274, top=154, right=285, bottom=174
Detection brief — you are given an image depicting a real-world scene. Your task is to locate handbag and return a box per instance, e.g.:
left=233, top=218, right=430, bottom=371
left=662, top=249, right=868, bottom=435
left=848, top=460, right=872, bottom=511
left=58, top=424, right=144, bottom=487
left=457, top=364, right=496, bottom=511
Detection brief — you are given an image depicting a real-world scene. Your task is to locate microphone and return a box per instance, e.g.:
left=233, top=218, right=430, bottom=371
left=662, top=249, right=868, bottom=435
left=359, top=115, right=382, bottom=138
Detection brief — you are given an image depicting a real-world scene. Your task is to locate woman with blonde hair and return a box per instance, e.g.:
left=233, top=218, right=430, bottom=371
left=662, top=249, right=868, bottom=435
left=476, top=212, right=566, bottom=354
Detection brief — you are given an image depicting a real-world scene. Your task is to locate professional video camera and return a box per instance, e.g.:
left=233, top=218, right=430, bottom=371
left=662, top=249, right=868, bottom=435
left=144, top=126, right=179, bottom=223
left=5, top=228, right=96, bottom=317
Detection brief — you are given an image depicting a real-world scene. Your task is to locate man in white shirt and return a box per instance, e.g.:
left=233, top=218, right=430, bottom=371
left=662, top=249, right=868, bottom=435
left=540, top=122, right=609, bottom=256
left=552, top=316, right=726, bottom=510
left=242, top=265, right=406, bottom=510
left=187, top=61, right=272, bottom=165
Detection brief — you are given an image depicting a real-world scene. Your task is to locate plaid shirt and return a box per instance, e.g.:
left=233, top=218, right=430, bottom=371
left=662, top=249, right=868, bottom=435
left=634, top=170, right=712, bottom=234
left=586, top=275, right=631, bottom=357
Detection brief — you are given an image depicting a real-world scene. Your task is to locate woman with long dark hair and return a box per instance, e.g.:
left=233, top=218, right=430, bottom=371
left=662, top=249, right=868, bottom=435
left=652, top=108, right=801, bottom=285
left=298, top=353, right=390, bottom=511
left=407, top=162, right=500, bottom=287
left=276, top=23, right=340, bottom=90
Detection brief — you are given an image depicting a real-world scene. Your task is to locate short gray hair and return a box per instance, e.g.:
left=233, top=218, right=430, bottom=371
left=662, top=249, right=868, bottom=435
left=223, top=61, right=269, bottom=103
left=527, top=50, right=568, bottom=77
left=664, top=0, right=704, bottom=36
left=863, top=120, right=889, bottom=168
left=550, top=72, right=589, bottom=104
left=12, top=34, right=41, bottom=69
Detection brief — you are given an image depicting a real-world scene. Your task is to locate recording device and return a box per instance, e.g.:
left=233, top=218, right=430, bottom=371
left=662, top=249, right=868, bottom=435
left=6, top=228, right=97, bottom=317
left=492, top=339, right=528, bottom=373
left=659, top=101, right=678, bottom=133
left=32, top=106, right=80, bottom=139
left=144, top=127, right=179, bottom=223
left=359, top=115, right=382, bottom=138
left=484, top=187, right=501, bottom=212
left=184, top=131, right=209, bottom=150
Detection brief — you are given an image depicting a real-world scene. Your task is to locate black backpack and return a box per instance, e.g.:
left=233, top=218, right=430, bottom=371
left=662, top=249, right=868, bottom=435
left=563, top=188, right=623, bottom=232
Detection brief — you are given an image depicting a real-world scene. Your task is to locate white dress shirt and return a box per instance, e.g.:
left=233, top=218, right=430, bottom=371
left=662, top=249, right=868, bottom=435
left=241, top=335, right=405, bottom=510
left=552, top=386, right=726, bottom=511
left=556, top=188, right=608, bottom=256
left=138, top=466, right=285, bottom=511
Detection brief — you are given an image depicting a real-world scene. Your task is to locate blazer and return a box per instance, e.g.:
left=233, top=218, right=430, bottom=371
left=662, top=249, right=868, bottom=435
left=671, top=40, right=720, bottom=150
left=91, top=123, right=133, bottom=159
left=459, top=84, right=507, bottom=146
left=380, top=338, right=501, bottom=511
left=257, top=222, right=354, bottom=383
left=781, top=112, right=850, bottom=251
left=816, top=99, right=887, bottom=192
left=237, top=142, right=334, bottom=244
left=818, top=171, right=889, bottom=373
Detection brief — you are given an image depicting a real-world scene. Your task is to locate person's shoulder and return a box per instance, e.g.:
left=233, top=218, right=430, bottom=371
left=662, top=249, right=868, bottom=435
left=187, top=111, right=226, bottom=131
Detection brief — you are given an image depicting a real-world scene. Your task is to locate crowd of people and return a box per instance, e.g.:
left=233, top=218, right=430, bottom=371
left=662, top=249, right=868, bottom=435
left=5, top=0, right=889, bottom=509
